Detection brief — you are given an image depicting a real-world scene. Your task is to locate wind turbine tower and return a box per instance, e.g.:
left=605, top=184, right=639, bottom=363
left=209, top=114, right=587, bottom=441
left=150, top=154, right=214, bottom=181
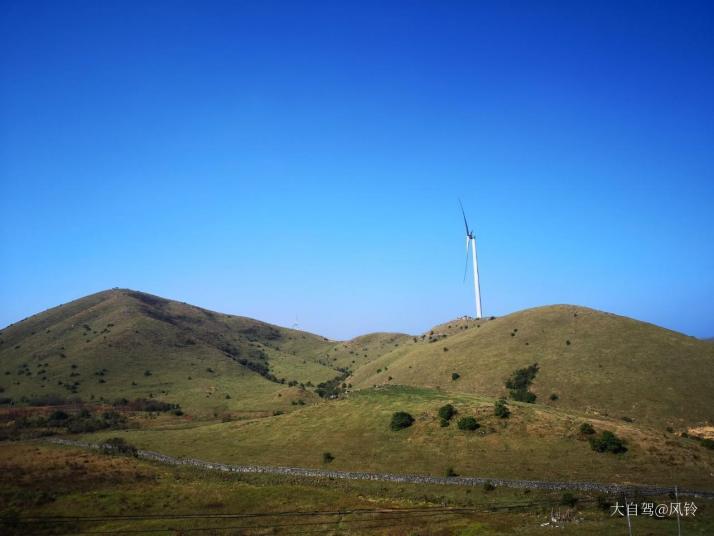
left=459, top=200, right=483, bottom=319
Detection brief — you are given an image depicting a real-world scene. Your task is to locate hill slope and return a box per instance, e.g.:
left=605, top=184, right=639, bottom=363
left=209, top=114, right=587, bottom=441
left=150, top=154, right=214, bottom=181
left=349, top=305, right=714, bottom=428
left=0, top=289, right=344, bottom=414
left=0, top=289, right=412, bottom=416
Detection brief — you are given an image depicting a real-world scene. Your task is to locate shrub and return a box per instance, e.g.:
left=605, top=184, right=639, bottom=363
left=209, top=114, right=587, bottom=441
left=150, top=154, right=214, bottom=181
left=144, top=370, right=152, bottom=377
left=390, top=411, right=415, bottom=431
left=457, top=416, right=479, bottom=431
left=700, top=438, right=714, bottom=450
left=451, top=372, right=460, bottom=381
left=510, top=390, right=536, bottom=403
left=101, top=437, right=138, bottom=457
left=561, top=492, right=578, bottom=507
left=483, top=481, right=495, bottom=492
left=322, top=452, right=335, bottom=463
left=438, top=404, right=456, bottom=422
left=445, top=466, right=458, bottom=477
left=505, top=363, right=539, bottom=403
left=579, top=422, right=595, bottom=435
left=48, top=410, right=69, bottom=422
left=589, top=431, right=627, bottom=454
left=549, top=393, right=559, bottom=401
left=494, top=399, right=510, bottom=419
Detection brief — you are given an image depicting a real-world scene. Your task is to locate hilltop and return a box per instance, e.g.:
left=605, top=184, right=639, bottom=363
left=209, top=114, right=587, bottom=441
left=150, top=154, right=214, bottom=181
left=349, top=305, right=714, bottom=428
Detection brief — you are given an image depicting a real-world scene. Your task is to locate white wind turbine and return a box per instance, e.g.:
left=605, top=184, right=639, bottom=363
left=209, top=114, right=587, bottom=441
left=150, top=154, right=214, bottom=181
left=459, top=200, right=483, bottom=319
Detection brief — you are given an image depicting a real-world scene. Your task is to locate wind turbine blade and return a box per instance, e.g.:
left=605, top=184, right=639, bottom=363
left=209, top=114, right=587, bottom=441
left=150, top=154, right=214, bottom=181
left=458, top=198, right=470, bottom=235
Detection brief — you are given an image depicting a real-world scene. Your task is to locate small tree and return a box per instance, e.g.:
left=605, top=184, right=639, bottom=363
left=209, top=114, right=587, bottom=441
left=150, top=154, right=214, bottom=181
left=579, top=422, right=595, bottom=435
left=438, top=404, right=456, bottom=421
left=589, top=431, right=627, bottom=454
left=505, top=363, right=538, bottom=403
left=445, top=466, right=458, bottom=477
left=322, top=452, right=335, bottom=463
left=494, top=399, right=510, bottom=419
left=390, top=411, right=415, bottom=431
left=451, top=372, right=460, bottom=381
left=457, top=416, right=480, bottom=431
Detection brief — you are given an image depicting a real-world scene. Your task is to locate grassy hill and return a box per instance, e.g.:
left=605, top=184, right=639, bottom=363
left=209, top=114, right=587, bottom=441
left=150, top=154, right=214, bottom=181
left=348, top=306, right=714, bottom=428
left=0, top=289, right=412, bottom=416
left=0, top=289, right=343, bottom=415
left=3, top=291, right=714, bottom=500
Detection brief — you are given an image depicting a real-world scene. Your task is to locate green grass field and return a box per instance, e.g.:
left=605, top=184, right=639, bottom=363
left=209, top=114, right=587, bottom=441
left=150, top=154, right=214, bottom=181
left=2, top=442, right=711, bottom=535
left=83, top=386, right=714, bottom=491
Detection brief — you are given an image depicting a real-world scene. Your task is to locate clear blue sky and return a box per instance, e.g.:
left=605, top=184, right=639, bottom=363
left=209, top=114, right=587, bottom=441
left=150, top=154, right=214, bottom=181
left=1, top=1, right=712, bottom=339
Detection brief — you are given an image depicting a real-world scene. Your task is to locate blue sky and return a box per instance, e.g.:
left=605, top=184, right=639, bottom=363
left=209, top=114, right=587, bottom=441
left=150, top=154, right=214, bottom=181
left=1, top=1, right=712, bottom=339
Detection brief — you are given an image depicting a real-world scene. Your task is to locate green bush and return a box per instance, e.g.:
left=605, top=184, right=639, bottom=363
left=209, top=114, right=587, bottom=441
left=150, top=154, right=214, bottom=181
left=505, top=363, right=539, bottom=403
left=48, top=410, right=69, bottom=422
left=579, top=422, right=595, bottom=435
left=322, top=452, right=335, bottom=463
left=505, top=363, right=539, bottom=390
left=390, top=411, right=415, bottom=431
left=438, top=404, right=456, bottom=422
left=101, top=437, right=138, bottom=457
left=457, top=416, right=479, bottom=431
left=589, top=431, right=627, bottom=454
left=445, top=466, right=458, bottom=477
left=561, top=492, right=578, bottom=507
left=700, top=438, right=714, bottom=450
left=451, top=372, right=460, bottom=381
left=510, top=389, right=536, bottom=403
left=494, top=399, right=510, bottom=419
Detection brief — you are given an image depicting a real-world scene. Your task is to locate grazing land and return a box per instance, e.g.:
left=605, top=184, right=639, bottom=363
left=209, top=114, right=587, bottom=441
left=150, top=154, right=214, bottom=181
left=1, top=290, right=713, bottom=534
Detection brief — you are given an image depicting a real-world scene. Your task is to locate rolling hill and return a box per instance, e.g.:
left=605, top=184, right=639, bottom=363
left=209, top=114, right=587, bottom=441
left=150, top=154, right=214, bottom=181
left=0, top=289, right=404, bottom=416
left=2, top=292, right=712, bottom=431
left=3, top=290, right=714, bottom=496
left=348, top=305, right=714, bottom=428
